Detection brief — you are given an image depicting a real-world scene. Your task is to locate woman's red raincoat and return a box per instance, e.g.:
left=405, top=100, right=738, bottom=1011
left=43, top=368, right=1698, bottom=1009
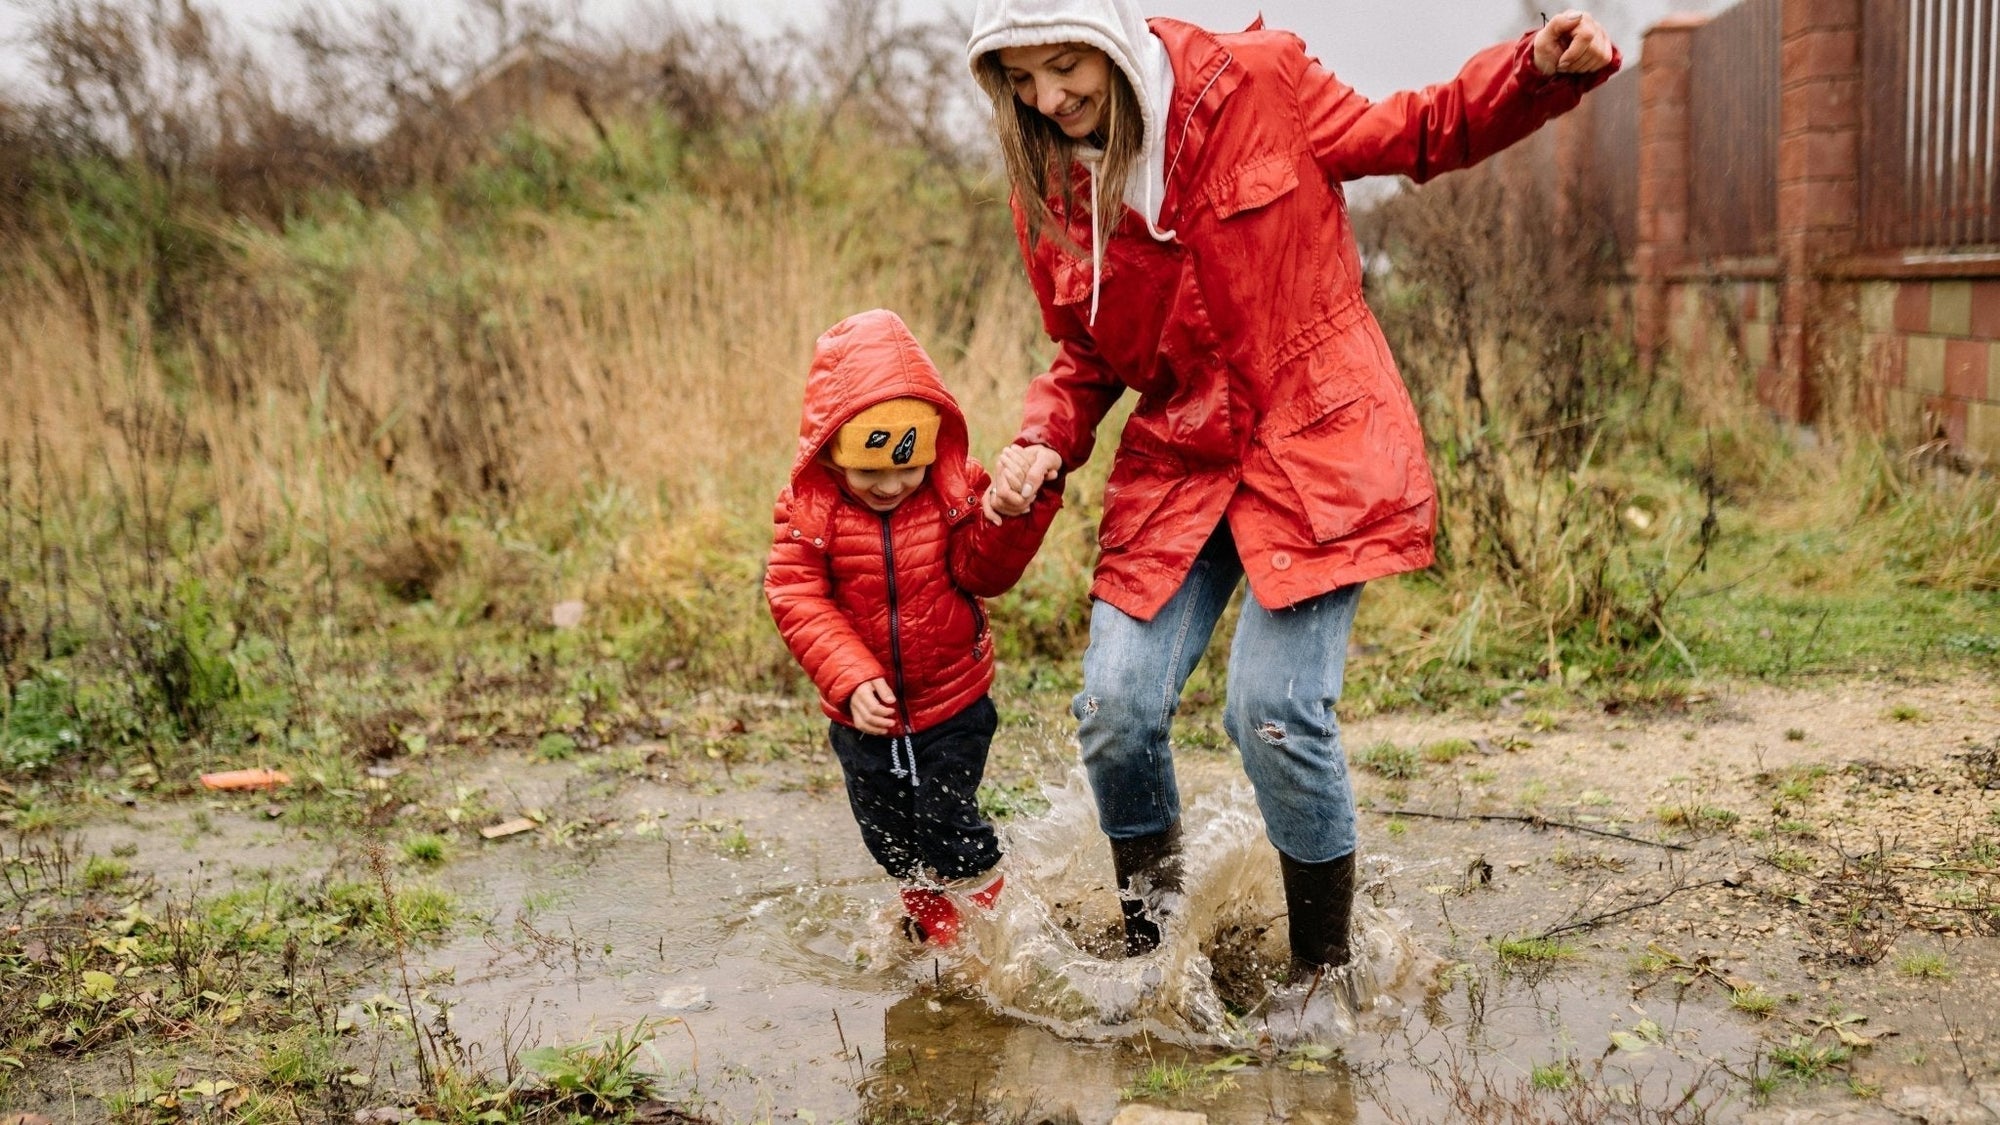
left=1012, top=20, right=1617, bottom=620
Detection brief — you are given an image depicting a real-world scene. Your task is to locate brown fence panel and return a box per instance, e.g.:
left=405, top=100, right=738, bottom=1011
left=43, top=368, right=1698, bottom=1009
left=1688, top=0, right=1783, bottom=259
left=1584, top=67, right=1640, bottom=265
left=1863, top=0, right=2000, bottom=252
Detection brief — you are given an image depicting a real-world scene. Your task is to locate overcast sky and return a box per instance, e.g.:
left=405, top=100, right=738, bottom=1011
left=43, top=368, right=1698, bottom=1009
left=0, top=0, right=1724, bottom=104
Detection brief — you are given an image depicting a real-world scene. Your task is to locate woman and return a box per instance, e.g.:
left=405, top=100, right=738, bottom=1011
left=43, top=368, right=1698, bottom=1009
left=972, top=0, right=1617, bottom=976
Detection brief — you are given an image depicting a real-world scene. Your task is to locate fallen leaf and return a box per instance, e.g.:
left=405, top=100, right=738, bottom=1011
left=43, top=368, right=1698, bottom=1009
left=1609, top=1030, right=1652, bottom=1053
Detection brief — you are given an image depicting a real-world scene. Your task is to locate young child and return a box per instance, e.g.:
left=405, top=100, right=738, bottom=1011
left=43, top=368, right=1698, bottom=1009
left=765, top=309, right=1062, bottom=946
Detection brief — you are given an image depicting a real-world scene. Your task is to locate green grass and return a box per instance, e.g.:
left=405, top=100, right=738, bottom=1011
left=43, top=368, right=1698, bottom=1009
left=1119, top=1054, right=1249, bottom=1101
left=1767, top=848, right=1815, bottom=874
left=1421, top=738, right=1477, bottom=763
left=400, top=833, right=450, bottom=866
left=82, top=855, right=130, bottom=889
left=1895, top=951, right=1952, bottom=980
left=1770, top=1035, right=1850, bottom=1083
left=1731, top=987, right=1778, bottom=1017
left=1529, top=1060, right=1576, bottom=1091
left=977, top=780, right=1052, bottom=820
left=1491, top=935, right=1581, bottom=965
left=1356, top=741, right=1422, bottom=780
left=514, top=1019, right=665, bottom=1115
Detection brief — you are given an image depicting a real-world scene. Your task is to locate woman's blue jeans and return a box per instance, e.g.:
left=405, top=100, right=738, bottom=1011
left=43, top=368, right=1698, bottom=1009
left=1072, top=522, right=1363, bottom=865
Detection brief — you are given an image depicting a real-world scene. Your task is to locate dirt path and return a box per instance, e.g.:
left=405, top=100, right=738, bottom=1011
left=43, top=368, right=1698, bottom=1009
left=1339, top=672, right=2000, bottom=1123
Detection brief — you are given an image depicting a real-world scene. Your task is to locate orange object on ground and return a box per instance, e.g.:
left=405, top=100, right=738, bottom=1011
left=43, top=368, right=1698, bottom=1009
left=199, top=768, right=291, bottom=791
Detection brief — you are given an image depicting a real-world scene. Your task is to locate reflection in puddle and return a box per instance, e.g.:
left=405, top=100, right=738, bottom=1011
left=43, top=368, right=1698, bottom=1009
left=397, top=761, right=1748, bottom=1122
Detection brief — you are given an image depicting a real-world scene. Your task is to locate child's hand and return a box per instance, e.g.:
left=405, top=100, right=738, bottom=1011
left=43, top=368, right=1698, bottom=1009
left=848, top=678, right=898, bottom=735
left=984, top=444, right=1062, bottom=523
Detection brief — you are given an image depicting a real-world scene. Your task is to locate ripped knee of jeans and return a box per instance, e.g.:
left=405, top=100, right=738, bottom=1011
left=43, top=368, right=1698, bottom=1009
left=1253, top=720, right=1287, bottom=745
left=1081, top=695, right=1099, bottom=716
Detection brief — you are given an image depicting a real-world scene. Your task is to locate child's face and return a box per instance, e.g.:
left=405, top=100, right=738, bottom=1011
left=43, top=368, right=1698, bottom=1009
left=839, top=464, right=929, bottom=513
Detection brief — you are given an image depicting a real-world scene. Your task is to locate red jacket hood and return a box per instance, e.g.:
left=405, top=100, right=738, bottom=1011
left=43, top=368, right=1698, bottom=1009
left=787, top=309, right=974, bottom=535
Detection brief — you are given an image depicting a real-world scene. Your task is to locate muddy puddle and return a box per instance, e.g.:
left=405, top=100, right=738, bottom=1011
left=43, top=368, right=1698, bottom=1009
left=388, top=752, right=1765, bottom=1123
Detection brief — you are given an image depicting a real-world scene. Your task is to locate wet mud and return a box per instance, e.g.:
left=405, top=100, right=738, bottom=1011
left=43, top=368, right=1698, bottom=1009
left=34, top=674, right=2000, bottom=1123
left=400, top=757, right=1769, bottom=1123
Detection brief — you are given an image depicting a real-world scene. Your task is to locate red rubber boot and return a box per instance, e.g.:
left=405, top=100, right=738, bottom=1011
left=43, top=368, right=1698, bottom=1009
left=899, top=871, right=1004, bottom=947
left=899, top=886, right=963, bottom=946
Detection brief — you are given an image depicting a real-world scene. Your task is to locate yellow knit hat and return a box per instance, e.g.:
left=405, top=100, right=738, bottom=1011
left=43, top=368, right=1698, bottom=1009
left=829, top=398, right=940, bottom=470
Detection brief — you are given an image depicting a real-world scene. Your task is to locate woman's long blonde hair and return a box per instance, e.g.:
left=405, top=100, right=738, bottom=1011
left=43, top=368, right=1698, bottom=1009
left=974, top=47, right=1144, bottom=257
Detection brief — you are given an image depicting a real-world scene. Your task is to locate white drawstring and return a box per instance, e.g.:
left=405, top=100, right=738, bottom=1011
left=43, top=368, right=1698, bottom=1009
left=1165, top=57, right=1230, bottom=203
left=1079, top=55, right=1230, bottom=328
left=1088, top=162, right=1103, bottom=327
left=888, top=732, right=918, bottom=788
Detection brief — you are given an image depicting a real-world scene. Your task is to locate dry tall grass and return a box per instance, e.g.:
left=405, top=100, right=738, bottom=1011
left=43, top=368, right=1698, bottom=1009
left=2, top=0, right=1992, bottom=776
left=7, top=182, right=1049, bottom=589
left=2, top=0, right=1055, bottom=642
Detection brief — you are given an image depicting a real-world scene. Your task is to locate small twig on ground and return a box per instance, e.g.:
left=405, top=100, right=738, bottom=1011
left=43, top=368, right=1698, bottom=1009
left=1534, top=877, right=1735, bottom=940
left=1366, top=807, right=1688, bottom=851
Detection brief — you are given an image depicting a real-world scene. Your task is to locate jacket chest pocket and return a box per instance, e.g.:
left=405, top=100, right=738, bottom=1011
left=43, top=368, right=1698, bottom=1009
left=1196, top=154, right=1320, bottom=336
left=1207, top=153, right=1299, bottom=220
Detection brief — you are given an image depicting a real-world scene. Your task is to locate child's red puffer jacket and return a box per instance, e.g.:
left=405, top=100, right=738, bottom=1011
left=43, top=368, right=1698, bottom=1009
left=766, top=310, right=1062, bottom=734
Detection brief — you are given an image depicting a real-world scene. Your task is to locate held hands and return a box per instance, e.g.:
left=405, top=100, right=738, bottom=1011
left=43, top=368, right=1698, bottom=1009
left=1532, top=10, right=1615, bottom=76
left=981, top=444, right=1063, bottom=525
left=849, top=678, right=898, bottom=736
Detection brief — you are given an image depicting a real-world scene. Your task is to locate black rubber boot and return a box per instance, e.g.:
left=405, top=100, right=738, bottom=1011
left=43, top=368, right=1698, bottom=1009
left=1109, top=823, right=1184, bottom=956
left=1279, top=849, right=1357, bottom=973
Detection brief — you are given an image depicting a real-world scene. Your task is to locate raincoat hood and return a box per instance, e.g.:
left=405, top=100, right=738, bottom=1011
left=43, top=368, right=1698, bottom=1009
left=968, top=0, right=1177, bottom=324
left=966, top=0, right=1170, bottom=179
left=787, top=309, right=972, bottom=534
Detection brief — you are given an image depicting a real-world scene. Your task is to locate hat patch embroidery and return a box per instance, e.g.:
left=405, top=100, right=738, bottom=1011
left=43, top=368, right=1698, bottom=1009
left=892, top=428, right=917, bottom=465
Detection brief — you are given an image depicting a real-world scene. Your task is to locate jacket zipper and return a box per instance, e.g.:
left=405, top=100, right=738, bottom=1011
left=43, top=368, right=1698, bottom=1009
left=878, top=513, right=917, bottom=748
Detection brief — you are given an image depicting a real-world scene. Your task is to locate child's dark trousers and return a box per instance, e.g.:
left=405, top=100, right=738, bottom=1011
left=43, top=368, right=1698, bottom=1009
left=828, top=695, right=1002, bottom=881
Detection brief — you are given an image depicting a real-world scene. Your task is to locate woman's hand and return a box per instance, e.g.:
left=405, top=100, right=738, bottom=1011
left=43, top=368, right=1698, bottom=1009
left=982, top=444, right=1063, bottom=524
left=849, top=678, right=898, bottom=735
left=1532, top=11, right=1615, bottom=76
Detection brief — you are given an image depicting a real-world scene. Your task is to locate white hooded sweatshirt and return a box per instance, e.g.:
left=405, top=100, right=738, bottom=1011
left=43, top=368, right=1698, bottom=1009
left=967, top=0, right=1179, bottom=324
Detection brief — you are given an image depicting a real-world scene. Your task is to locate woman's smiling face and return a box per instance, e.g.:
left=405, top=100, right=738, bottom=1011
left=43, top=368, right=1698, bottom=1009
left=996, top=43, right=1114, bottom=140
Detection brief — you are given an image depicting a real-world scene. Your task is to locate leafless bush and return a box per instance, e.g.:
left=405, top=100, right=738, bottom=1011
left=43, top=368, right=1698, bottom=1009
left=1798, top=836, right=1905, bottom=966
left=1363, top=142, right=1716, bottom=662
left=23, top=0, right=374, bottom=212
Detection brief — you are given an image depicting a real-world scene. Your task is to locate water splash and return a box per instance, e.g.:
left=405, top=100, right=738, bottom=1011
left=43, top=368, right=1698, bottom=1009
left=913, top=766, right=1437, bottom=1048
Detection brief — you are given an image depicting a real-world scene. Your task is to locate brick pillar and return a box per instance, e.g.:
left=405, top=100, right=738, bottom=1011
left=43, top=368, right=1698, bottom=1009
left=1774, top=0, right=1863, bottom=421
left=1632, top=15, right=1709, bottom=370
